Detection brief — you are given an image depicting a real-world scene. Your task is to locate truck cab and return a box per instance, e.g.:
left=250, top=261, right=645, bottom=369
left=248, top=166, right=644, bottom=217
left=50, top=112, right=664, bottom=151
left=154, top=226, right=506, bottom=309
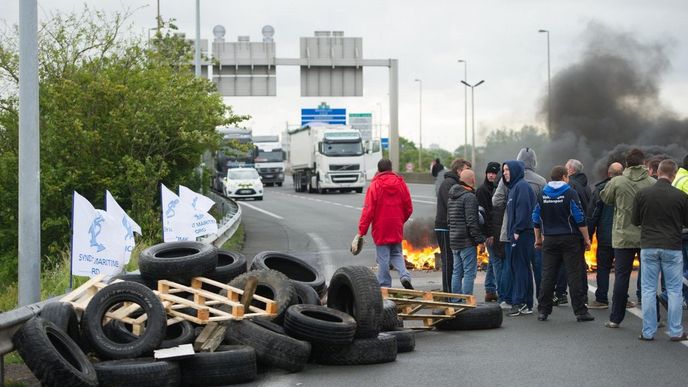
left=253, top=135, right=286, bottom=187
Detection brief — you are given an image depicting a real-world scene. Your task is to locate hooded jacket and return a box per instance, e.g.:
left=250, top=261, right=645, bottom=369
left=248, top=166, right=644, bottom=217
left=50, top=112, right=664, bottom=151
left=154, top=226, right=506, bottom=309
left=587, top=177, right=614, bottom=246
left=447, top=183, right=486, bottom=250
left=504, top=160, right=536, bottom=241
left=493, top=148, right=546, bottom=241
left=435, top=171, right=461, bottom=229
left=358, top=171, right=413, bottom=245
left=600, top=165, right=655, bottom=248
left=532, top=181, right=586, bottom=237
left=568, top=172, right=592, bottom=215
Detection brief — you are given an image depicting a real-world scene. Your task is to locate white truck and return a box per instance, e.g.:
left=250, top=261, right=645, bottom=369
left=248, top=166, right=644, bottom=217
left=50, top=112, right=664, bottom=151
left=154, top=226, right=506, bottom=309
left=289, top=123, right=366, bottom=194
left=253, top=135, right=286, bottom=187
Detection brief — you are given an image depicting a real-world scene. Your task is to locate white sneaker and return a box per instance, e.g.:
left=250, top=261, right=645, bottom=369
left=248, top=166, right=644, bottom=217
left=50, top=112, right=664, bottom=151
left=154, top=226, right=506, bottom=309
left=523, top=308, right=534, bottom=315
left=499, top=301, right=511, bottom=310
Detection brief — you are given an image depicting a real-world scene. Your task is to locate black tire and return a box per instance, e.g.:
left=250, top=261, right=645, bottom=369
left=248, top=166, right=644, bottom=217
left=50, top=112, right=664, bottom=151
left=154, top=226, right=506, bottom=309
left=160, top=320, right=195, bottom=349
left=40, top=302, right=84, bottom=348
left=94, top=358, right=181, bottom=387
left=81, top=281, right=167, bottom=359
left=284, top=304, right=356, bottom=345
left=434, top=303, right=504, bottom=331
left=111, top=273, right=157, bottom=289
left=292, top=281, right=321, bottom=305
left=12, top=317, right=98, bottom=387
left=354, top=187, right=363, bottom=193
left=205, top=250, right=247, bottom=291
left=251, top=251, right=326, bottom=296
left=327, top=266, right=383, bottom=339
left=380, top=299, right=403, bottom=331
left=311, top=333, right=397, bottom=365
left=382, top=329, right=415, bottom=353
left=256, top=196, right=263, bottom=201
left=139, top=241, right=217, bottom=283
left=224, top=320, right=310, bottom=372
left=179, top=345, right=257, bottom=386
left=227, top=270, right=297, bottom=324
left=250, top=317, right=286, bottom=335
left=276, top=182, right=283, bottom=187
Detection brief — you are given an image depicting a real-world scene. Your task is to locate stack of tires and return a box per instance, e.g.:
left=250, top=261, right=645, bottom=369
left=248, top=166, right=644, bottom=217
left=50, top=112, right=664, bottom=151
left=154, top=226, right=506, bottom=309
left=13, top=241, right=255, bottom=387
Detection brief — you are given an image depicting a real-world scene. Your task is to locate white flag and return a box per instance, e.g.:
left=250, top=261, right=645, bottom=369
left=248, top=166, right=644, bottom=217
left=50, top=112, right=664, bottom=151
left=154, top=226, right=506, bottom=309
left=179, top=185, right=215, bottom=213
left=71, top=191, right=126, bottom=278
left=105, top=190, right=142, bottom=265
left=161, top=184, right=218, bottom=242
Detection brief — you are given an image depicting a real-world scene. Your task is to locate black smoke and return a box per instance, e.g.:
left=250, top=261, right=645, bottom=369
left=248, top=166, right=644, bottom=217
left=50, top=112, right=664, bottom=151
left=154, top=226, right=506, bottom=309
left=403, top=217, right=437, bottom=248
left=540, top=22, right=688, bottom=179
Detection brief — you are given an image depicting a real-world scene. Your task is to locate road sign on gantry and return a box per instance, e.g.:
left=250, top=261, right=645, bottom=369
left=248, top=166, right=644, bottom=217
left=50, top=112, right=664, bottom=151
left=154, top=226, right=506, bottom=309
left=300, top=31, right=363, bottom=96
left=349, top=113, right=373, bottom=141
left=301, top=102, right=347, bottom=126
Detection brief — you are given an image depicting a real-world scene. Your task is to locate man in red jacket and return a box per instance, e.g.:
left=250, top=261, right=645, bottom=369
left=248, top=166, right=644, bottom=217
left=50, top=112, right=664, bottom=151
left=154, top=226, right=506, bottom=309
left=358, top=158, right=414, bottom=289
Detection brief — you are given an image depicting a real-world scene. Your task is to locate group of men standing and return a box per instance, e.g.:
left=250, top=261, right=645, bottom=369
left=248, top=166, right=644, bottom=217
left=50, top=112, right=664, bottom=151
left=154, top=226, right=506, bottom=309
left=431, top=148, right=688, bottom=339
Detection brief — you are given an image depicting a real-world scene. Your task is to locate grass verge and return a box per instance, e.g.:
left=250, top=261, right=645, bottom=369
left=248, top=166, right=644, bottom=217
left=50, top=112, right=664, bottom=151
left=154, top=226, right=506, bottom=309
left=221, top=222, right=245, bottom=251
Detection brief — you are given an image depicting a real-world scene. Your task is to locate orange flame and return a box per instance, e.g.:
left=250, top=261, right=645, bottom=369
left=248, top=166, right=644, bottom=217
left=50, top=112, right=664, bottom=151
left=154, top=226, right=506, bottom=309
left=402, top=240, right=438, bottom=270
left=585, top=236, right=598, bottom=271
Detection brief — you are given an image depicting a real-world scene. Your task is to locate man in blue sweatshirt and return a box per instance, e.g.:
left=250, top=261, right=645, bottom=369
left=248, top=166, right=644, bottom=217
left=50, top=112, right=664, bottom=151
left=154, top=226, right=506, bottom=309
left=503, top=160, right=537, bottom=316
left=533, top=166, right=594, bottom=322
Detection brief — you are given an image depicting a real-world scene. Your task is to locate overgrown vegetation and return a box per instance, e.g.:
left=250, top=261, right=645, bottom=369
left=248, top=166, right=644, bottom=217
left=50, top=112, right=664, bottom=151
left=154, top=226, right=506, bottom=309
left=0, top=7, right=249, bottom=302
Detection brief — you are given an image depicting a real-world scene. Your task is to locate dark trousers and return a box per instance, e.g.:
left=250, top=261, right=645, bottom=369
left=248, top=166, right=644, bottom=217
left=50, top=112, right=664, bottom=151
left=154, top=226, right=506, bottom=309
left=510, top=232, right=535, bottom=308
left=435, top=230, right=453, bottom=293
left=595, top=245, right=614, bottom=304
left=538, top=235, right=588, bottom=316
left=501, top=242, right=513, bottom=304
left=610, top=248, right=640, bottom=324
left=555, top=259, right=589, bottom=303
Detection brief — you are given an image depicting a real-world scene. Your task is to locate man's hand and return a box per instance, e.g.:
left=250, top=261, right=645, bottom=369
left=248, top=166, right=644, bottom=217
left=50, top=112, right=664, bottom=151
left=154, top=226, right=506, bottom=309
left=485, top=236, right=494, bottom=247
left=534, top=238, right=543, bottom=250
left=583, top=238, right=591, bottom=251
left=350, top=234, right=364, bottom=255
left=513, top=233, right=520, bottom=241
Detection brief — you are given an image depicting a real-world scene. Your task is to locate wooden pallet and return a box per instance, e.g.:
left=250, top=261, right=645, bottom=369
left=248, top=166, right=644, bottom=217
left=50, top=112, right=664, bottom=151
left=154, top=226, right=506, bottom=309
left=157, top=276, right=277, bottom=325
left=381, top=287, right=476, bottom=329
left=60, top=274, right=277, bottom=334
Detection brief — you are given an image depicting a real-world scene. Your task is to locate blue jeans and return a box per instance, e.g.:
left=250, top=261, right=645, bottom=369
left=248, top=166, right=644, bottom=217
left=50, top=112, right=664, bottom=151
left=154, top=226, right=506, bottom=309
left=452, top=246, right=478, bottom=296
left=641, top=248, right=684, bottom=339
left=486, top=244, right=505, bottom=297
left=501, top=242, right=513, bottom=304
left=375, top=243, right=411, bottom=287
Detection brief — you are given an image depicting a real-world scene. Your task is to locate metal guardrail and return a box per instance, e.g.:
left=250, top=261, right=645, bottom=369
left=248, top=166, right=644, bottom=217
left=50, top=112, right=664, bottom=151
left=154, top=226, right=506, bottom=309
left=0, top=191, right=242, bottom=383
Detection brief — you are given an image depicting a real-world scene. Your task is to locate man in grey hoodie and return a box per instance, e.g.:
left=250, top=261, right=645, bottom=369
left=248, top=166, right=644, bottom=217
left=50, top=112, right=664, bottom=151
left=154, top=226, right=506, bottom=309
left=493, top=148, right=547, bottom=309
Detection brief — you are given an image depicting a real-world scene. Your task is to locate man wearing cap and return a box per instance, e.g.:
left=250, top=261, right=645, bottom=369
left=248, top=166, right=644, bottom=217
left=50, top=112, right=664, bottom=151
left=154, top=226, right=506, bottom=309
left=476, top=161, right=503, bottom=302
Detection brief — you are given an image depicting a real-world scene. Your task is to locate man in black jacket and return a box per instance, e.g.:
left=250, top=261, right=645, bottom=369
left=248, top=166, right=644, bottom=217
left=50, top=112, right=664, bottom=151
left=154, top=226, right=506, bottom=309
left=435, top=158, right=471, bottom=292
left=476, top=162, right=502, bottom=302
left=448, top=169, right=486, bottom=297
left=587, top=162, right=624, bottom=309
left=533, top=165, right=594, bottom=322
left=633, top=159, right=688, bottom=341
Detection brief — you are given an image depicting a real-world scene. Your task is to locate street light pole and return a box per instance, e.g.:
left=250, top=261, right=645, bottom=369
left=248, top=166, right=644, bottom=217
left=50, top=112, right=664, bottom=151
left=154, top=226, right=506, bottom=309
left=414, top=79, right=423, bottom=172
left=538, top=29, right=551, bottom=132
left=461, top=80, right=485, bottom=169
left=195, top=0, right=201, bottom=77
left=458, top=59, right=468, bottom=159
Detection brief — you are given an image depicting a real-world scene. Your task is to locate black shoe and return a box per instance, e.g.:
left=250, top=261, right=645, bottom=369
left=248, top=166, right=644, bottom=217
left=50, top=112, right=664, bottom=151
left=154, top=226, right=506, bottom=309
left=538, top=313, right=548, bottom=321
left=576, top=312, right=594, bottom=322
left=401, top=278, right=414, bottom=290
left=557, top=296, right=569, bottom=306
left=507, top=303, right=528, bottom=317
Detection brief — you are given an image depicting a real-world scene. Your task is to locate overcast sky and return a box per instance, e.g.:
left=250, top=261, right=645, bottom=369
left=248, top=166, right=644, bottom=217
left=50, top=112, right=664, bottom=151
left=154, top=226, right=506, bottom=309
left=2, top=0, right=687, bottom=151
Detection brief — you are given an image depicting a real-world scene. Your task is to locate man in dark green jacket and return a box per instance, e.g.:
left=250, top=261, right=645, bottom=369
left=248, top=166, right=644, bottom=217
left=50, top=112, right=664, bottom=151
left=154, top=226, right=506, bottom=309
left=601, top=148, right=655, bottom=328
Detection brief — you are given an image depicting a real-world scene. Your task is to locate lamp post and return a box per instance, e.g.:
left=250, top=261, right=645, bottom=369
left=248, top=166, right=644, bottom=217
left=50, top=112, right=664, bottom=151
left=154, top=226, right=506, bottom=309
left=538, top=29, right=551, bottom=132
left=460, top=80, right=485, bottom=168
left=458, top=59, right=468, bottom=159
left=414, top=79, right=423, bottom=172
left=194, top=0, right=201, bottom=77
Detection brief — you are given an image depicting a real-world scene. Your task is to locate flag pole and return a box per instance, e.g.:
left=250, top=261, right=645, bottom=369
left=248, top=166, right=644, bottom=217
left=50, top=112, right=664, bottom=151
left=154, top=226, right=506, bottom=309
left=69, top=192, right=76, bottom=290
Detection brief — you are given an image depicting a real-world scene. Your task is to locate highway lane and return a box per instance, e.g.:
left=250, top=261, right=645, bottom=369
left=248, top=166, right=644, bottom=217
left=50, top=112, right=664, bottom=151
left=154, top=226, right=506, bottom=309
left=236, top=179, right=688, bottom=387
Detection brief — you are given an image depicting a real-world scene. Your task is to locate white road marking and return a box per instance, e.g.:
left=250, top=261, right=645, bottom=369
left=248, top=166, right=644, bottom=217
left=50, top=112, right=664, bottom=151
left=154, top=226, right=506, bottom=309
left=412, top=199, right=435, bottom=205
left=586, top=283, right=688, bottom=347
left=275, top=191, right=363, bottom=210
left=237, top=201, right=284, bottom=220
left=307, top=233, right=337, bottom=280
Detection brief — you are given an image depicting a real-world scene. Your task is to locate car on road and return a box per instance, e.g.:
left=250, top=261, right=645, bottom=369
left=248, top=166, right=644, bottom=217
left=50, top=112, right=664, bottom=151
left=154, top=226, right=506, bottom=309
left=223, top=167, right=264, bottom=200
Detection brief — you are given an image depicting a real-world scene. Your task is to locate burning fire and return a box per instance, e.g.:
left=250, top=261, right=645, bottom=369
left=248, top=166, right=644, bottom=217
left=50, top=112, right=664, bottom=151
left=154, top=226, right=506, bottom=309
left=402, top=240, right=438, bottom=270
left=585, top=236, right=598, bottom=271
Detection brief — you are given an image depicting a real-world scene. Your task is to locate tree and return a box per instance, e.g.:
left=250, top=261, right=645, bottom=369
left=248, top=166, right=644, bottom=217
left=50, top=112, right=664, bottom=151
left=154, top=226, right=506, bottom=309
left=0, top=8, right=247, bottom=283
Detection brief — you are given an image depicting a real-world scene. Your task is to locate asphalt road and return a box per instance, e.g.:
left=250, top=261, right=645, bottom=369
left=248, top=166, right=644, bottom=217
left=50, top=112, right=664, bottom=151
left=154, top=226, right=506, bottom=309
left=237, top=179, right=688, bottom=387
